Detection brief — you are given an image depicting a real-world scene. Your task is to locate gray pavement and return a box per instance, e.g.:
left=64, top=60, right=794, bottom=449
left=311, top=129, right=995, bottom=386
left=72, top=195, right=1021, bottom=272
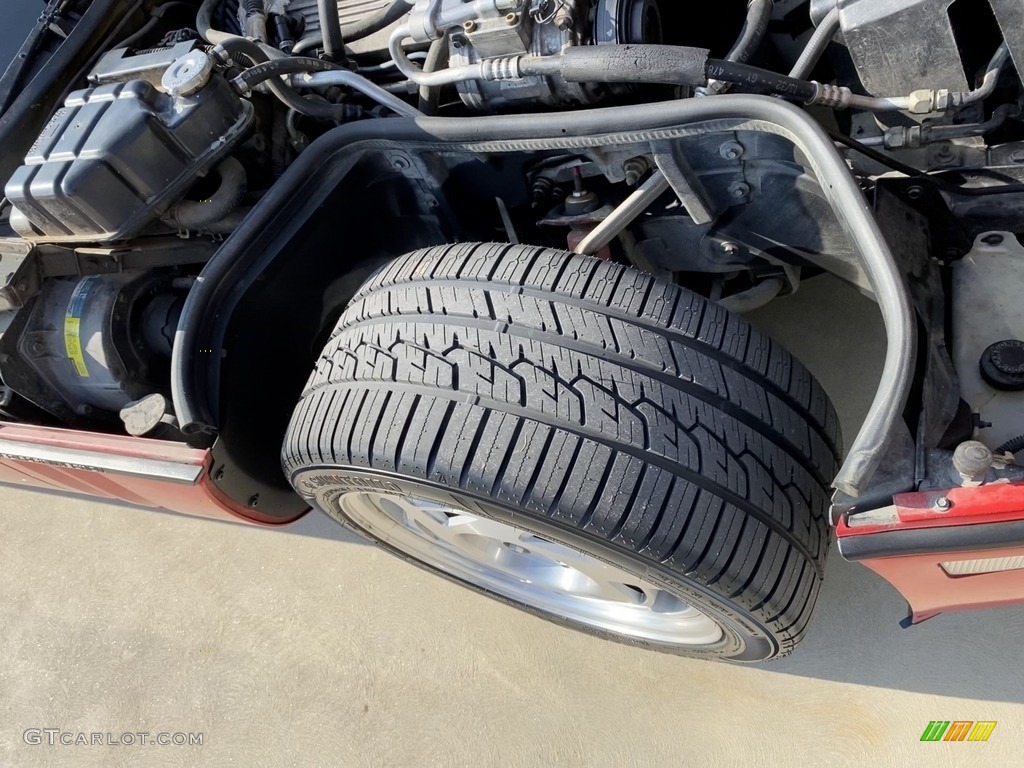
left=2, top=275, right=1022, bottom=767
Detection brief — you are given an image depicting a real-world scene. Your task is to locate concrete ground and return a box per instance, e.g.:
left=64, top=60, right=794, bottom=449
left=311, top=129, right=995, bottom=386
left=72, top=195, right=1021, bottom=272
left=2, top=275, right=1022, bottom=767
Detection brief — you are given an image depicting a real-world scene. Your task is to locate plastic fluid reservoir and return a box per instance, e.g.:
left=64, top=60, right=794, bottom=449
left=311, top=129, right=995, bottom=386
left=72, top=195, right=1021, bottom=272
left=953, top=232, right=1024, bottom=450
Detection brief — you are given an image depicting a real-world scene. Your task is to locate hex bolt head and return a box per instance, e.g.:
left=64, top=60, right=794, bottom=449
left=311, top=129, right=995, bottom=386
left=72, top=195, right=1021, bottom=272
left=720, top=241, right=740, bottom=256
left=1011, top=149, right=1024, bottom=163
left=935, top=497, right=951, bottom=511
left=719, top=141, right=744, bottom=160
left=728, top=181, right=750, bottom=199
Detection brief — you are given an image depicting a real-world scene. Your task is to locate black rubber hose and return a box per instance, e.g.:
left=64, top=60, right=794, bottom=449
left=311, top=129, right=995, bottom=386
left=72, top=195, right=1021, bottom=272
left=726, top=0, right=773, bottom=65
left=167, top=156, right=247, bottom=230
left=997, top=435, right=1024, bottom=455
left=317, top=0, right=344, bottom=62
left=196, top=0, right=223, bottom=43
left=418, top=37, right=449, bottom=115
left=217, top=36, right=357, bottom=121
left=705, top=59, right=818, bottom=101
left=171, top=94, right=915, bottom=498
left=293, top=0, right=411, bottom=54
left=235, top=56, right=341, bottom=89
left=526, top=45, right=818, bottom=101
left=241, top=0, right=267, bottom=40
left=524, top=44, right=710, bottom=86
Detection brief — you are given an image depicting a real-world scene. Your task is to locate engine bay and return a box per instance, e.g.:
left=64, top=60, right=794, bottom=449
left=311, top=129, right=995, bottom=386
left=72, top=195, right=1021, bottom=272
left=2, top=0, right=1024, bottom=514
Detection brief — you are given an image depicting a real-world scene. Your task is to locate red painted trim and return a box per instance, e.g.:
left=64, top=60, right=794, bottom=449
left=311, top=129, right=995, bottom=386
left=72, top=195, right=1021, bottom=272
left=856, top=544, right=1024, bottom=624
left=0, top=423, right=306, bottom=526
left=838, top=481, right=1024, bottom=623
left=836, top=482, right=1024, bottom=537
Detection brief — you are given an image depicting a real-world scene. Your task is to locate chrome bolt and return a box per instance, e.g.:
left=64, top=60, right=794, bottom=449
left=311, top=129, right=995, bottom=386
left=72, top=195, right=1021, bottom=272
left=935, top=497, right=951, bottom=511
left=720, top=242, right=740, bottom=256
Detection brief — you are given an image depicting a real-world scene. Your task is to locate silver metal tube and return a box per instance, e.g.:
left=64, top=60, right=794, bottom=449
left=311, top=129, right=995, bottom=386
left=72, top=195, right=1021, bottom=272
left=836, top=41, right=1010, bottom=112
left=960, top=42, right=1011, bottom=105
left=789, top=7, right=840, bottom=79
left=573, top=172, right=671, bottom=255
left=389, top=26, right=489, bottom=87
left=295, top=71, right=425, bottom=117
left=844, top=94, right=911, bottom=111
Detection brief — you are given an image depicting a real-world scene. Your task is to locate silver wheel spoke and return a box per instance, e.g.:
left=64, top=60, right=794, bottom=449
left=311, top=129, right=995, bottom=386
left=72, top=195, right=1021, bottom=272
left=338, top=492, right=726, bottom=647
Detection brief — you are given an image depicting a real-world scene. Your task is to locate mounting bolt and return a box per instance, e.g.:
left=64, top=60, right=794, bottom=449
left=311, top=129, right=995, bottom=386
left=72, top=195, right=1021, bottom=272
left=719, top=141, right=744, bottom=160
left=933, top=143, right=955, bottom=164
left=728, top=181, right=750, bottom=199
left=720, top=241, right=741, bottom=256
left=248, top=494, right=260, bottom=508
left=1011, top=149, right=1024, bottom=164
left=554, top=8, right=574, bottom=30
left=505, top=12, right=519, bottom=25
left=623, top=157, right=649, bottom=186
left=934, top=496, right=951, bottom=511
left=462, top=19, right=477, bottom=33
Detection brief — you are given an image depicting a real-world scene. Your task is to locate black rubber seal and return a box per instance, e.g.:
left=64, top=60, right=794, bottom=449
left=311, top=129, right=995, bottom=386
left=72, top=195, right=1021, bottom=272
left=838, top=518, right=1024, bottom=561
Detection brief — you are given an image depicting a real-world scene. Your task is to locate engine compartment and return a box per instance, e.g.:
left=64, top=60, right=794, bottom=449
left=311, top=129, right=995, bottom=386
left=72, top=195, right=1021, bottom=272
left=3, top=0, right=1024, bottom=514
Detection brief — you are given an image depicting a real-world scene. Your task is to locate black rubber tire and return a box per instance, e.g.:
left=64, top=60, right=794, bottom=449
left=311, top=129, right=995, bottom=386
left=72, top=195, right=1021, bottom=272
left=282, top=243, right=842, bottom=661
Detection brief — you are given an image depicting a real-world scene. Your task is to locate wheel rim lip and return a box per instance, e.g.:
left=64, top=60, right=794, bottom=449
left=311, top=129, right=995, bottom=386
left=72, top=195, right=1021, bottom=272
left=337, top=491, right=726, bottom=647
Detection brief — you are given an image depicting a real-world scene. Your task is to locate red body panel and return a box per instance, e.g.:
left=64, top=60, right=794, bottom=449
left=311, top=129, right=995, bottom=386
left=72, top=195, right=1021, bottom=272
left=852, top=543, right=1024, bottom=623
left=0, top=423, right=305, bottom=525
left=836, top=482, right=1024, bottom=623
left=4, top=422, right=1024, bottom=624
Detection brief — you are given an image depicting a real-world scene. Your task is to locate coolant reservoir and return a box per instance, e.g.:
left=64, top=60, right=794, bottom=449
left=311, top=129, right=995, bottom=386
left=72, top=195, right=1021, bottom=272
left=4, top=53, right=251, bottom=243
left=953, top=232, right=1024, bottom=450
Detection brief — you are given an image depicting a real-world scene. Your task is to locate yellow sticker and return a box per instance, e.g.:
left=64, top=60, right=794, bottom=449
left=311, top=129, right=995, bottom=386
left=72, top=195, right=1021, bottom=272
left=64, top=279, right=94, bottom=378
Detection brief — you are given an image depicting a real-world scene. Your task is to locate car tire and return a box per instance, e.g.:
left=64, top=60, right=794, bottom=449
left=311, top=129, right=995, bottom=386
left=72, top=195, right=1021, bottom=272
left=281, top=242, right=842, bottom=661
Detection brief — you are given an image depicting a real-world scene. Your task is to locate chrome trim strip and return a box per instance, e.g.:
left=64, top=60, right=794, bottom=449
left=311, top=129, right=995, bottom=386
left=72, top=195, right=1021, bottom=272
left=0, top=439, right=203, bottom=484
